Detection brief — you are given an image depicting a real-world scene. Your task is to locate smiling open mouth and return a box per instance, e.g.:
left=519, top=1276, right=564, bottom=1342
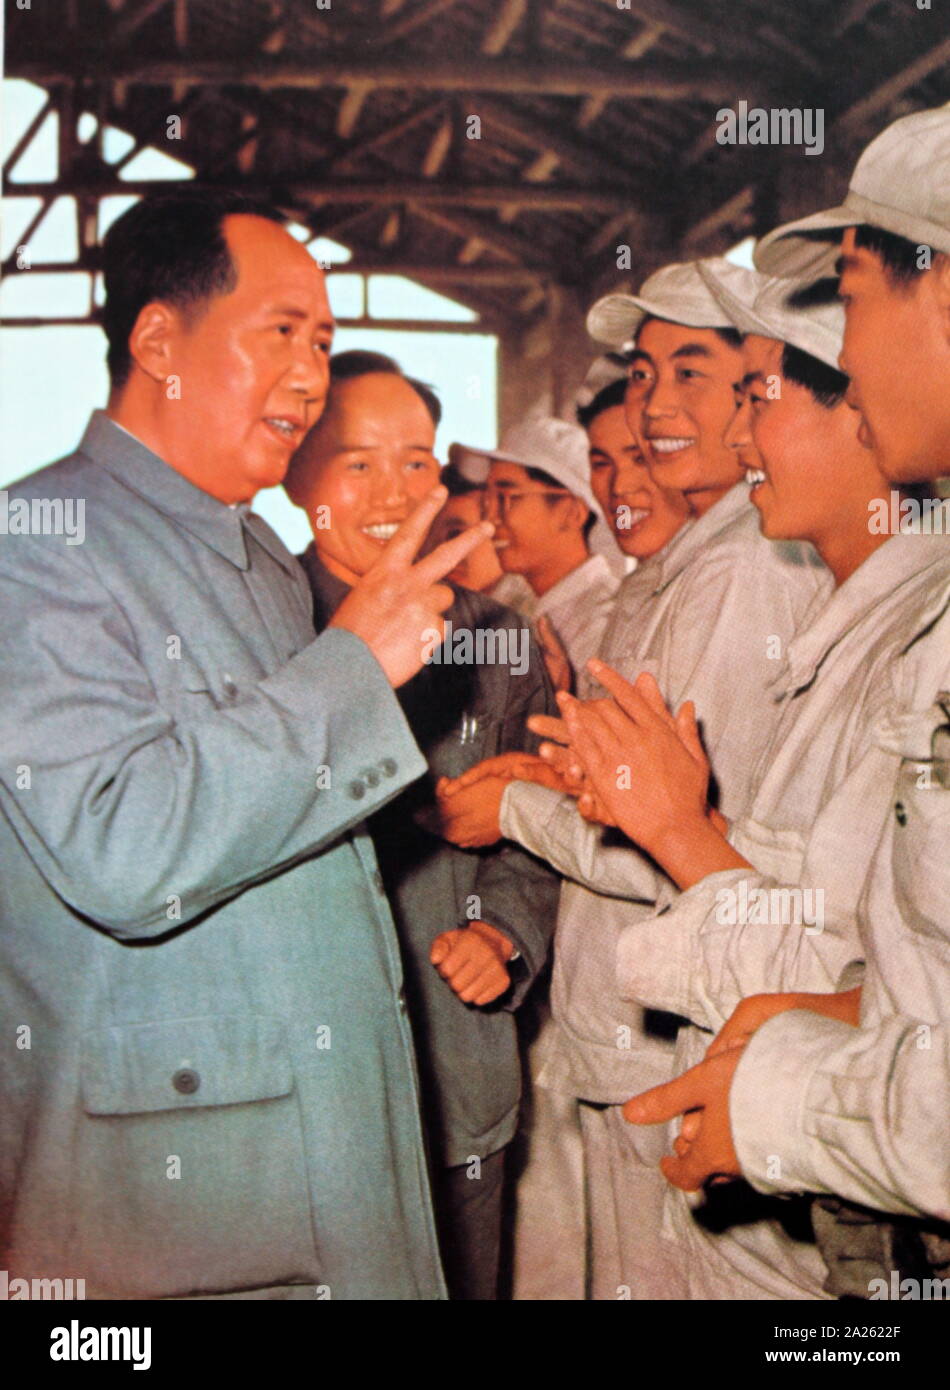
left=745, top=468, right=767, bottom=486
left=361, top=523, right=401, bottom=541
left=650, top=437, right=695, bottom=455
left=263, top=416, right=303, bottom=442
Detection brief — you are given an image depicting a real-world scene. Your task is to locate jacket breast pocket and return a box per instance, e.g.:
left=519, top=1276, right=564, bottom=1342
left=73, top=1015, right=322, bottom=1297
left=891, top=752, right=950, bottom=955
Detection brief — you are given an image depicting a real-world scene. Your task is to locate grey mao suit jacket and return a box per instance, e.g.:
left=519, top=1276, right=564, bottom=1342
left=0, top=413, right=448, bottom=1301
left=301, top=547, right=560, bottom=1170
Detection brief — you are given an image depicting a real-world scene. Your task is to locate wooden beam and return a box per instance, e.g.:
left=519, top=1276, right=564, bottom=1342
left=413, top=202, right=553, bottom=268
left=833, top=0, right=887, bottom=36
left=471, top=96, right=654, bottom=189
left=837, top=35, right=950, bottom=134
left=173, top=0, right=187, bottom=48
left=327, top=100, right=444, bottom=174
left=482, top=0, right=527, bottom=56
left=336, top=83, right=372, bottom=139
left=13, top=177, right=637, bottom=212
left=3, top=93, right=52, bottom=178
left=369, top=0, right=463, bottom=46
left=421, top=114, right=453, bottom=177
left=577, top=23, right=665, bottom=131
left=10, top=54, right=784, bottom=102
left=111, top=0, right=172, bottom=46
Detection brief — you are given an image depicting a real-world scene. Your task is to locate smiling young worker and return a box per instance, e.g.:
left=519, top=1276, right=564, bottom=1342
left=621, top=108, right=950, bottom=1294
left=575, top=109, right=950, bottom=1299
left=0, top=190, right=492, bottom=1301
left=560, top=263, right=950, bottom=1299
left=453, top=417, right=622, bottom=685
left=435, top=259, right=829, bottom=1298
left=284, top=352, right=560, bottom=1299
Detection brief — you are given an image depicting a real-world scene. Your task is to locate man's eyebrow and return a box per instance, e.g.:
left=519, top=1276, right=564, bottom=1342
left=266, top=304, right=336, bottom=329
left=741, top=370, right=767, bottom=388
left=625, top=349, right=653, bottom=366
left=670, top=343, right=714, bottom=361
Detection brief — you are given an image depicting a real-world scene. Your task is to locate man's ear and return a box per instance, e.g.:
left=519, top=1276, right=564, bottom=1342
left=562, top=495, right=590, bottom=533
left=127, top=300, right=180, bottom=384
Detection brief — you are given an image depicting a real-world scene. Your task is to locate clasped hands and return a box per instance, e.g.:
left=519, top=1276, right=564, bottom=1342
left=428, top=659, right=722, bottom=865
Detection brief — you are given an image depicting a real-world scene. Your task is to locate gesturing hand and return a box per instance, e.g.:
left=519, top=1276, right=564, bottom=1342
left=623, top=1049, right=744, bottom=1192
left=329, top=485, right=494, bottom=688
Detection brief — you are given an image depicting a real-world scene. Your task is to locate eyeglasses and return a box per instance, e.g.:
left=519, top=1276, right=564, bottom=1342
left=482, top=487, right=571, bottom=519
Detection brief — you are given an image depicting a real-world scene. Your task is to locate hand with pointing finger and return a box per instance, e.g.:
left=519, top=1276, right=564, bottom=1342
left=623, top=1048, right=744, bottom=1192
left=329, top=485, right=494, bottom=688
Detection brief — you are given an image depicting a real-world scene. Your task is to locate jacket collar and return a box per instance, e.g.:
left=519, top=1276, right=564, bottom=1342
left=650, top=482, right=751, bottom=594
left=778, top=532, right=950, bottom=696
left=298, top=543, right=351, bottom=629
left=83, top=411, right=298, bottom=575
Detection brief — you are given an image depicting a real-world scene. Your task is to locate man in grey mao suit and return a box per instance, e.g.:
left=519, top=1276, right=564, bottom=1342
left=0, top=189, right=491, bottom=1300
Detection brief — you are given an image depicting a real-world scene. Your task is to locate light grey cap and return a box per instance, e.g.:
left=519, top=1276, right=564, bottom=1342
left=575, top=353, right=628, bottom=408
left=697, top=260, right=845, bottom=370
left=755, top=105, right=950, bottom=281
left=586, top=257, right=762, bottom=349
left=449, top=416, right=599, bottom=512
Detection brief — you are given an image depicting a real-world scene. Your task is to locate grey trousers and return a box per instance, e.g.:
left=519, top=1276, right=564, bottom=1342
left=433, top=1148, right=506, bottom=1301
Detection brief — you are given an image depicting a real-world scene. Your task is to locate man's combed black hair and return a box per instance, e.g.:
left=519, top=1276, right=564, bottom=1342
left=780, top=345, right=849, bottom=409
left=328, top=349, right=442, bottom=426
left=576, top=378, right=627, bottom=428
left=854, top=224, right=927, bottom=285
left=102, top=187, right=284, bottom=389
left=779, top=278, right=850, bottom=408
left=635, top=313, right=743, bottom=349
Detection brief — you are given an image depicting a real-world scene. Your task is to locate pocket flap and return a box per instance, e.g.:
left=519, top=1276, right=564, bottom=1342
left=81, top=1015, right=293, bottom=1115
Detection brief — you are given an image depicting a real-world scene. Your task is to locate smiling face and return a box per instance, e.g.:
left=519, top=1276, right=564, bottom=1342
left=586, top=404, right=688, bottom=558
left=286, top=372, right=440, bottom=585
left=152, top=214, right=334, bottom=503
left=482, top=459, right=584, bottom=579
left=837, top=227, right=950, bottom=484
left=625, top=319, right=746, bottom=514
left=738, top=333, right=889, bottom=569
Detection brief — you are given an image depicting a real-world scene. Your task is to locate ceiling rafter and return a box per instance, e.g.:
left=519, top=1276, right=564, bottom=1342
left=11, top=54, right=789, bottom=103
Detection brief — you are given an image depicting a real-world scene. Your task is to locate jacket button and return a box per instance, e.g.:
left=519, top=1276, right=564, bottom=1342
left=397, top=987, right=407, bottom=1014
left=361, top=766, right=380, bottom=788
left=172, top=1068, right=200, bottom=1095
left=379, top=758, right=397, bottom=777
left=347, top=779, right=366, bottom=800
left=222, top=674, right=238, bottom=700
left=895, top=801, right=907, bottom=826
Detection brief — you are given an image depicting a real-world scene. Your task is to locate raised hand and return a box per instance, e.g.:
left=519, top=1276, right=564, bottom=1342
left=556, top=664, right=746, bottom=887
left=329, top=485, right=494, bottom=688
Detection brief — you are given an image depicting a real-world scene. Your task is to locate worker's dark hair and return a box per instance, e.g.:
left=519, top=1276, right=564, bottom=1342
left=328, top=349, right=442, bottom=426
left=634, top=314, right=743, bottom=349
left=853, top=224, right=929, bottom=285
left=102, top=186, right=284, bottom=389
left=779, top=277, right=849, bottom=408
left=780, top=345, right=849, bottom=409
left=576, top=378, right=628, bottom=428
left=439, top=461, right=482, bottom=497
